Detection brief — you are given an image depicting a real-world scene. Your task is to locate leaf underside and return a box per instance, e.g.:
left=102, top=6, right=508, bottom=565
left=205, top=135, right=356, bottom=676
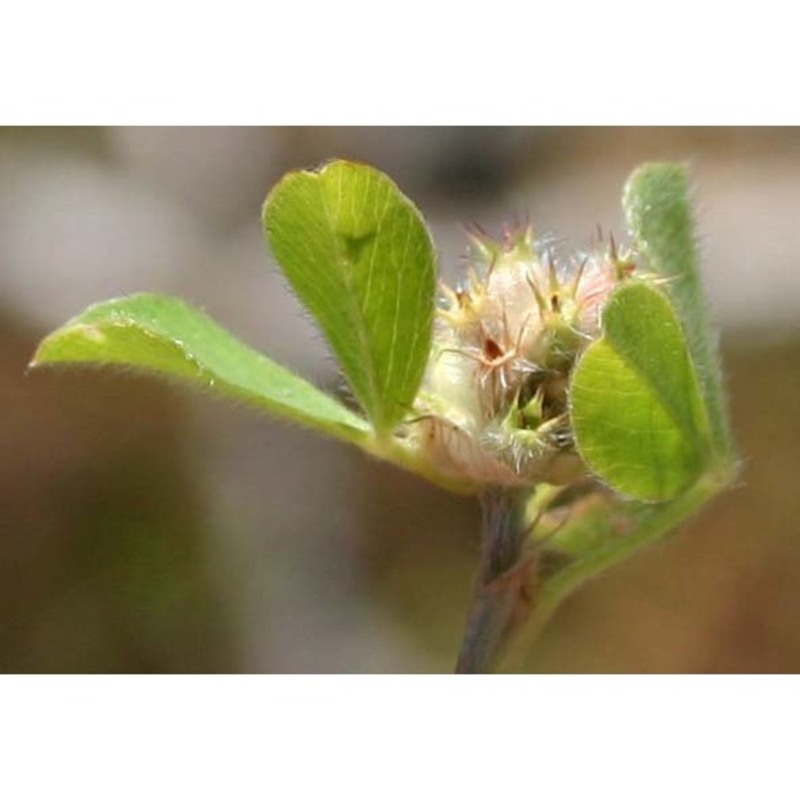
left=30, top=293, right=371, bottom=446
left=263, top=160, right=437, bottom=434
left=570, top=281, right=711, bottom=502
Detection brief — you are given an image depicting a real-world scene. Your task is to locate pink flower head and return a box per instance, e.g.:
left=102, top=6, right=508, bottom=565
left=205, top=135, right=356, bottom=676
left=408, top=223, right=641, bottom=488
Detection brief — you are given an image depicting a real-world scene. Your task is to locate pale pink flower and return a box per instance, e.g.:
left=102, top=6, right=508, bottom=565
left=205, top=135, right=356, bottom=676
left=407, top=224, right=640, bottom=489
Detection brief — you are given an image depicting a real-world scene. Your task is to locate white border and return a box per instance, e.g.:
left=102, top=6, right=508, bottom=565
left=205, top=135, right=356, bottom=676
left=2, top=2, right=796, bottom=123
left=1, top=676, right=797, bottom=798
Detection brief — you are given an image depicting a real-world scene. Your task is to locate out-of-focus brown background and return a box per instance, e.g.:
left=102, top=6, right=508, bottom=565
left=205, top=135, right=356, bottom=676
left=1, top=127, right=798, bottom=673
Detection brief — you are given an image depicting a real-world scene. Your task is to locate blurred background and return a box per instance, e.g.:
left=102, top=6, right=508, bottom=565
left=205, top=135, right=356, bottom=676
left=1, top=127, right=798, bottom=673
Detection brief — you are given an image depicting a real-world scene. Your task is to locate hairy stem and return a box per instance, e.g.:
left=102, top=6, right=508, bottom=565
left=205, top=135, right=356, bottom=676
left=455, top=487, right=534, bottom=673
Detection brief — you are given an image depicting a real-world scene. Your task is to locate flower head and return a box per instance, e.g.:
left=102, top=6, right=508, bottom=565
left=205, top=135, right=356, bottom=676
left=407, top=222, right=639, bottom=488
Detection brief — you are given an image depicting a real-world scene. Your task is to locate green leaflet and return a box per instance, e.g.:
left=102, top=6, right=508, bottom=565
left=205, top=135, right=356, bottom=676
left=624, top=163, right=733, bottom=462
left=30, top=293, right=371, bottom=446
left=263, top=160, right=437, bottom=435
left=569, top=281, right=712, bottom=502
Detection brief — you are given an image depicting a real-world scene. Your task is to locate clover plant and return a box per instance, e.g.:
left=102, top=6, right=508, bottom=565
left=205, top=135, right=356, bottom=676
left=31, top=160, right=738, bottom=672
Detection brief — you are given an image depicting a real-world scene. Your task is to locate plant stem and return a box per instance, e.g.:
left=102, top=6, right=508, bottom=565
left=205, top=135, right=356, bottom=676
left=454, top=464, right=733, bottom=673
left=497, top=467, right=732, bottom=671
left=455, top=487, right=534, bottom=673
